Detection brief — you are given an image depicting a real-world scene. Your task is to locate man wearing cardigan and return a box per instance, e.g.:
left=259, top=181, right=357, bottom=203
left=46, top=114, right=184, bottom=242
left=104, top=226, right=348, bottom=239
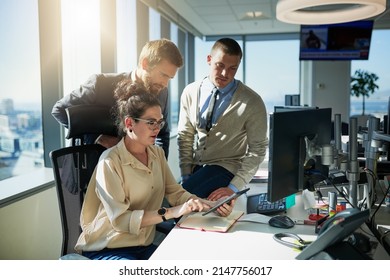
left=178, top=38, right=268, bottom=200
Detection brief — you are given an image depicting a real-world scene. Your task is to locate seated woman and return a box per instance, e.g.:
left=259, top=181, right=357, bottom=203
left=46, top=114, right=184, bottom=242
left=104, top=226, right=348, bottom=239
left=75, top=80, right=233, bottom=260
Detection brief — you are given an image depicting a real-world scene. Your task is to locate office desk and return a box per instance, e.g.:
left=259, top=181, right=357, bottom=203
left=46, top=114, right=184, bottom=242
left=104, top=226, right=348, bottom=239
left=150, top=223, right=316, bottom=260
left=151, top=183, right=390, bottom=260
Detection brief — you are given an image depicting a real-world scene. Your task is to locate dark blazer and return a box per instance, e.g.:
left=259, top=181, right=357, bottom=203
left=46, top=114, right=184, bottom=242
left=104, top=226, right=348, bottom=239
left=51, top=72, right=170, bottom=158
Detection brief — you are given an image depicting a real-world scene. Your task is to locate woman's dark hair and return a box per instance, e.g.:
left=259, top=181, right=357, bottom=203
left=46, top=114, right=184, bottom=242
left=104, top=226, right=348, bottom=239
left=113, top=79, right=161, bottom=137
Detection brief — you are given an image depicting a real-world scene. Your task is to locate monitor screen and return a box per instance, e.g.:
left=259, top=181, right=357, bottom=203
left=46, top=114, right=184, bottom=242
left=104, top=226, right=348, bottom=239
left=267, top=108, right=332, bottom=202
left=299, top=20, right=374, bottom=61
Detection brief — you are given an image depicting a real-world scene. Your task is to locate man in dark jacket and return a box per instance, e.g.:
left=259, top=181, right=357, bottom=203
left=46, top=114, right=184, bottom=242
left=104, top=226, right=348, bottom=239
left=52, top=39, right=183, bottom=158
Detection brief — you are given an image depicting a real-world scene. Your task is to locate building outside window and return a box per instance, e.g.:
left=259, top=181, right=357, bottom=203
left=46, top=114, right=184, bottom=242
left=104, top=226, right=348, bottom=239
left=0, top=0, right=43, bottom=181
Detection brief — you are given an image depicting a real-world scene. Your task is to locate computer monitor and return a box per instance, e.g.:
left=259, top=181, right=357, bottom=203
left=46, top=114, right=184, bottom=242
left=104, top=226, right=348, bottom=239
left=267, top=107, right=332, bottom=202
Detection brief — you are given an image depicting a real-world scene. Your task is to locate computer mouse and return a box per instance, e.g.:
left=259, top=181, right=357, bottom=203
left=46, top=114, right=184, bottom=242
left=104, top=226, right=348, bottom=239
left=268, top=215, right=295, bottom=229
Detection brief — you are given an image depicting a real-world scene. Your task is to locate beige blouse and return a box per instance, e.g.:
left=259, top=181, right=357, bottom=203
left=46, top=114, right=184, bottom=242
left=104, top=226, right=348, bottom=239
left=75, top=138, right=195, bottom=252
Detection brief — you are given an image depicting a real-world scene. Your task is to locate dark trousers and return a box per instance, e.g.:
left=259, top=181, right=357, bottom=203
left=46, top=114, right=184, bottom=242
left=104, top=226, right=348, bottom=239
left=182, top=165, right=234, bottom=198
left=82, top=244, right=157, bottom=260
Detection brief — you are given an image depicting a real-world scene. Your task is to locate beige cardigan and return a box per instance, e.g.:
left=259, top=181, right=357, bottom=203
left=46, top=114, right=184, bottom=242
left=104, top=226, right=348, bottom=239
left=177, top=80, right=269, bottom=190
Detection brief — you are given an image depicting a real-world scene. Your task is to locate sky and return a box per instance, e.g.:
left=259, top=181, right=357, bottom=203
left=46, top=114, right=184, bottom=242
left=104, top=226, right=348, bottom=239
left=0, top=0, right=41, bottom=104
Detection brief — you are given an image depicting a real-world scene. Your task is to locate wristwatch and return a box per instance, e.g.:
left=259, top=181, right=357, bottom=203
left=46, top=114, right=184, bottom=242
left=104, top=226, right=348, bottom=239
left=158, top=207, right=167, bottom=222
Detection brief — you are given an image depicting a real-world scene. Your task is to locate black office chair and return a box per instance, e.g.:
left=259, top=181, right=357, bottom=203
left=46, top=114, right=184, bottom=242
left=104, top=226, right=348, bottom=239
left=50, top=144, right=106, bottom=259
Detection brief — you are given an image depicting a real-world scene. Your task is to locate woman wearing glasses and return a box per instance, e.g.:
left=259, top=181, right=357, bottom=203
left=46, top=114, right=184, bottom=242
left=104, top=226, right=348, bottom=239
left=74, top=80, right=233, bottom=260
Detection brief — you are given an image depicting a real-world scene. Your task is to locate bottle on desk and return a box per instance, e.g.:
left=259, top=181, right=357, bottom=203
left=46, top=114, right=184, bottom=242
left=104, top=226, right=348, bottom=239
left=328, top=191, right=337, bottom=216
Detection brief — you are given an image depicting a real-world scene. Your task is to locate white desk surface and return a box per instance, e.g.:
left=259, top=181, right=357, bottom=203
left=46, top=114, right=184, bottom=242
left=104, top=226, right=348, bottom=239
left=151, top=183, right=390, bottom=260
left=150, top=220, right=318, bottom=260
left=151, top=183, right=316, bottom=260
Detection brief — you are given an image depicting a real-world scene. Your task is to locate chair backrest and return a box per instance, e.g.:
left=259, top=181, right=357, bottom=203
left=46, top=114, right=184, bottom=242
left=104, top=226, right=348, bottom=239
left=65, top=105, right=117, bottom=145
left=50, top=144, right=106, bottom=256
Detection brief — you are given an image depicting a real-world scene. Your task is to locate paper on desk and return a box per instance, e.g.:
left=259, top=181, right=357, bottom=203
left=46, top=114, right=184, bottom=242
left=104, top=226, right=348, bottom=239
left=237, top=213, right=271, bottom=224
left=301, top=189, right=316, bottom=210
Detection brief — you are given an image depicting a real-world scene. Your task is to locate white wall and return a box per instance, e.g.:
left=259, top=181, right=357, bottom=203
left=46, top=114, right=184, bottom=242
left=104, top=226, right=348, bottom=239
left=0, top=186, right=62, bottom=260
left=301, top=60, right=351, bottom=123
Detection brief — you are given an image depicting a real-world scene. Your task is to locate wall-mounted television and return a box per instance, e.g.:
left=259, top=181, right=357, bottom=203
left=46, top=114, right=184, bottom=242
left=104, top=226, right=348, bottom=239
left=299, top=20, right=374, bottom=61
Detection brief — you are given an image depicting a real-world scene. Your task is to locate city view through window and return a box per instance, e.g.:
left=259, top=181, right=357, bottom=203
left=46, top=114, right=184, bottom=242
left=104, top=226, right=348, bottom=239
left=0, top=0, right=43, bottom=181
left=0, top=99, right=43, bottom=180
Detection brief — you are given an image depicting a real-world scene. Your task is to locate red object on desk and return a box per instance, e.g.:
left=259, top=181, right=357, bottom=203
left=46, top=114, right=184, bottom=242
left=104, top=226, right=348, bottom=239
left=308, top=213, right=326, bottom=221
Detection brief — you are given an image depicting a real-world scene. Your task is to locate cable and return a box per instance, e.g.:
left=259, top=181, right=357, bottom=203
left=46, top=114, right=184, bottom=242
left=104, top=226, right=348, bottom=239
left=326, top=177, right=354, bottom=208
left=363, top=167, right=378, bottom=204
left=311, top=170, right=354, bottom=208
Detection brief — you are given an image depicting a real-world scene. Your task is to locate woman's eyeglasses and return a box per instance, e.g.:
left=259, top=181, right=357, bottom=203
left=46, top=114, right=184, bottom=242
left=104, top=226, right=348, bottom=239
left=133, top=118, right=165, bottom=130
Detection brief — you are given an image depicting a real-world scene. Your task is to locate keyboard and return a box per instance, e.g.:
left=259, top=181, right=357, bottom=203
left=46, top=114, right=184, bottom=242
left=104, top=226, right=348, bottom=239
left=247, top=193, right=286, bottom=215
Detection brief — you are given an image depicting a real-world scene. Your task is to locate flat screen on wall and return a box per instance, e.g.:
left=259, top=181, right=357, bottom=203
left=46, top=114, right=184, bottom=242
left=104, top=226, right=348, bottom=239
left=299, top=20, right=374, bottom=61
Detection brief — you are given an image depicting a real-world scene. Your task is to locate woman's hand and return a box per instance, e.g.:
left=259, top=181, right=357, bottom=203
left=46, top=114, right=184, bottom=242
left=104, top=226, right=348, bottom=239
left=169, top=197, right=234, bottom=219
left=199, top=197, right=235, bottom=217
left=212, top=197, right=235, bottom=217
left=217, top=198, right=235, bottom=217
left=170, top=198, right=211, bottom=218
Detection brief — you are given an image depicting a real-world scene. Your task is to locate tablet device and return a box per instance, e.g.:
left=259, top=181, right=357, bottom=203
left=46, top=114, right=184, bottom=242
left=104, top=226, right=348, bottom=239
left=202, top=188, right=250, bottom=216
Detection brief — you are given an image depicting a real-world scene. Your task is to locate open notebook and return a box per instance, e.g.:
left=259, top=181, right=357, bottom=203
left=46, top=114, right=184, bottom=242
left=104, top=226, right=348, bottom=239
left=177, top=211, right=244, bottom=233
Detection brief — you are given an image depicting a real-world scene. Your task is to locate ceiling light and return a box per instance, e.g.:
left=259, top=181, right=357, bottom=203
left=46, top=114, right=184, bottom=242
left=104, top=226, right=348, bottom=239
left=246, top=11, right=263, bottom=18
left=241, top=11, right=266, bottom=21
left=276, top=0, right=386, bottom=25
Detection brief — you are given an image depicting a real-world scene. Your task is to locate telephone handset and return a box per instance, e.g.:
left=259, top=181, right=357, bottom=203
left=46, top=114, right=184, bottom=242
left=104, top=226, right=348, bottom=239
left=317, top=208, right=360, bottom=235
left=296, top=208, right=370, bottom=259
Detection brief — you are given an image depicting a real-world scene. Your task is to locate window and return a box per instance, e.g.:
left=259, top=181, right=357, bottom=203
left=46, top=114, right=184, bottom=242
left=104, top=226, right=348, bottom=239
left=116, top=0, right=137, bottom=72
left=194, top=38, right=214, bottom=82
left=0, top=0, right=43, bottom=181
left=169, top=23, right=180, bottom=130
left=149, top=7, right=161, bottom=41
left=61, top=0, right=101, bottom=95
left=245, top=39, right=300, bottom=117
left=351, top=30, right=390, bottom=119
